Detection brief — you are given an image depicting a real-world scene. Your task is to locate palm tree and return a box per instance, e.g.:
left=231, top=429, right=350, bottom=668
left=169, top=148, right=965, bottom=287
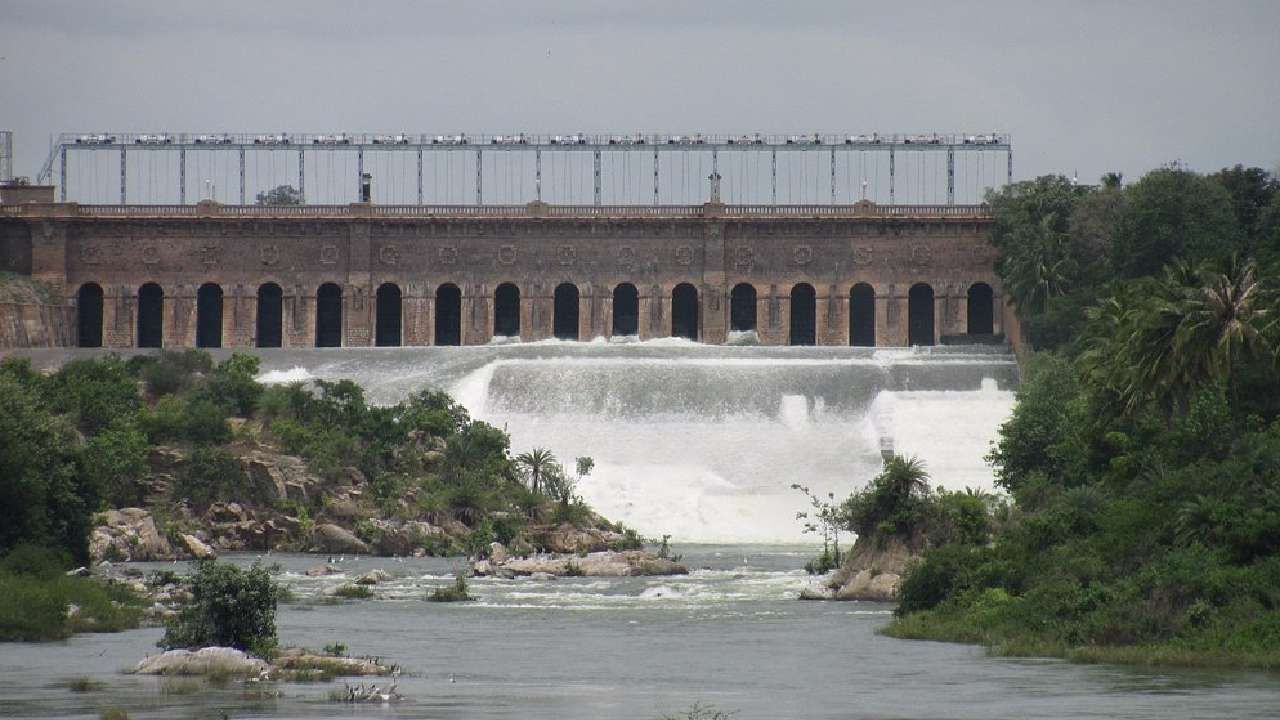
left=1118, top=257, right=1272, bottom=413
left=880, top=454, right=930, bottom=500
left=514, top=448, right=556, bottom=496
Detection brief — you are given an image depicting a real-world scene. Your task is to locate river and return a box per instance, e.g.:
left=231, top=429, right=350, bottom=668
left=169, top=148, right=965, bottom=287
left=4, top=344, right=1278, bottom=717
left=3, top=549, right=1279, bottom=719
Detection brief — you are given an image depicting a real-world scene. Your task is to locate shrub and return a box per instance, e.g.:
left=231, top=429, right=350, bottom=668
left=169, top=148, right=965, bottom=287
left=427, top=572, right=474, bottom=602
left=333, top=584, right=373, bottom=599
left=45, top=356, right=140, bottom=434
left=160, top=560, right=282, bottom=658
left=140, top=350, right=213, bottom=396
left=173, top=446, right=247, bottom=508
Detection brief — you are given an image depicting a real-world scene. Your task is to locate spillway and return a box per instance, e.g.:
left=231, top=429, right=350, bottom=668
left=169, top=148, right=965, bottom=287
left=252, top=342, right=1018, bottom=543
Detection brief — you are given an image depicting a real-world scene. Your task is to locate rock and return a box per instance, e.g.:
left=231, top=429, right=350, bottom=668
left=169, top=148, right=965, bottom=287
left=90, top=508, right=176, bottom=562
left=798, top=588, right=834, bottom=600
left=310, top=524, right=370, bottom=554
left=134, top=647, right=269, bottom=676
left=489, top=542, right=508, bottom=564
left=356, top=569, right=391, bottom=585
left=207, top=502, right=248, bottom=524
left=825, top=535, right=920, bottom=602
left=147, top=446, right=187, bottom=474
left=306, top=564, right=339, bottom=577
left=529, top=572, right=556, bottom=581
left=545, top=523, right=607, bottom=553
left=325, top=497, right=361, bottom=521
left=832, top=570, right=901, bottom=601
left=272, top=647, right=389, bottom=676
left=241, top=451, right=320, bottom=503
left=366, top=519, right=443, bottom=556
left=66, top=566, right=91, bottom=577
left=500, top=550, right=688, bottom=577
left=178, top=533, right=216, bottom=560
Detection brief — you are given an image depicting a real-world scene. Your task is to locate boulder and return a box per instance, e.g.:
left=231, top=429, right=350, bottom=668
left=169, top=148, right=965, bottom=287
left=825, top=534, right=920, bottom=602
left=241, top=451, right=319, bottom=503
left=178, top=533, right=216, bottom=560
left=310, top=524, right=371, bottom=554
left=366, top=519, right=443, bottom=556
left=306, top=564, right=339, bottom=577
left=206, top=502, right=248, bottom=524
left=134, top=647, right=268, bottom=676
left=324, top=497, right=362, bottom=521
left=832, top=569, right=901, bottom=602
left=356, top=569, right=391, bottom=585
left=90, top=508, right=176, bottom=562
left=147, top=446, right=186, bottom=475
left=489, top=542, right=509, bottom=564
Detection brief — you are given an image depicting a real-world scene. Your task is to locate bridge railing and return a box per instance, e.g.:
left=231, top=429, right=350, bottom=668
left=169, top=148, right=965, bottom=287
left=1, top=202, right=991, bottom=220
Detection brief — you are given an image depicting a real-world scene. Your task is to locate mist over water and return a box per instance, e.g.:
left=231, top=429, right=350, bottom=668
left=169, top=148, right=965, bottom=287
left=253, top=342, right=1019, bottom=543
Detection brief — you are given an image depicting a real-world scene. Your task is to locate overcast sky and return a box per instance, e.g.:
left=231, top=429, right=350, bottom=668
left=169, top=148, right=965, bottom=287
left=2, top=0, right=1278, bottom=187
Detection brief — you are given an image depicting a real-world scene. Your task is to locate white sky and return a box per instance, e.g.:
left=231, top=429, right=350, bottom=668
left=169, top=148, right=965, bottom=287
left=2, top=0, right=1278, bottom=185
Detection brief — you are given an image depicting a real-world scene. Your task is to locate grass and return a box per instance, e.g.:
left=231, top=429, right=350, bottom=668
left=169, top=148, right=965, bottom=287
left=99, top=708, right=129, bottom=720
left=66, top=676, right=106, bottom=692
left=332, top=584, right=374, bottom=600
left=884, top=607, right=1280, bottom=672
left=427, top=573, right=474, bottom=603
left=0, top=572, right=144, bottom=642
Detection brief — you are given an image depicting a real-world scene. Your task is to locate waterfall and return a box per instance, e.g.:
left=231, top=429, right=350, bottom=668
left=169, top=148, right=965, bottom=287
left=255, top=344, right=1017, bottom=543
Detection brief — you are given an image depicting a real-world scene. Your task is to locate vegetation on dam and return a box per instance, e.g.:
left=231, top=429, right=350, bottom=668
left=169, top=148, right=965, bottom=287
left=886, top=164, right=1280, bottom=669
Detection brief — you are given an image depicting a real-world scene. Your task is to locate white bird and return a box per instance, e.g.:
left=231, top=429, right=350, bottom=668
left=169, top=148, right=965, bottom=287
left=449, top=673, right=456, bottom=683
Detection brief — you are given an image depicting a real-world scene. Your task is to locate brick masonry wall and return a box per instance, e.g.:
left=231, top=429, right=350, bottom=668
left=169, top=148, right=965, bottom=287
left=1, top=210, right=1003, bottom=348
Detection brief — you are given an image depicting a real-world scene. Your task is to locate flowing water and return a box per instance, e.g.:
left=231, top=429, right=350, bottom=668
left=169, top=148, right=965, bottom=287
left=5, top=344, right=1279, bottom=718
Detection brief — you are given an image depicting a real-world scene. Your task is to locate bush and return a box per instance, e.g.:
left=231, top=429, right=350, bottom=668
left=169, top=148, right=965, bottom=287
left=160, top=560, right=282, bottom=657
left=45, top=356, right=140, bottom=434
left=0, top=546, right=144, bottom=641
left=173, top=446, right=247, bottom=508
left=333, top=584, right=373, bottom=599
left=427, top=572, right=474, bottom=602
left=140, top=350, right=213, bottom=396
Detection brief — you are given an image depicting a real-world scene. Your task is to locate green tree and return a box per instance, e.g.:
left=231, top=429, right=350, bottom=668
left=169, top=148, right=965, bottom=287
left=1110, top=166, right=1241, bottom=278
left=81, top=421, right=150, bottom=507
left=1211, top=165, right=1278, bottom=250
left=0, top=377, right=95, bottom=563
left=254, top=184, right=302, bottom=206
left=160, top=560, right=281, bottom=657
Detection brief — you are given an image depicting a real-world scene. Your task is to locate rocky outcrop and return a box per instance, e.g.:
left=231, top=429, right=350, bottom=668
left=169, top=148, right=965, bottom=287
left=90, top=508, right=178, bottom=563
left=825, top=535, right=921, bottom=602
left=133, top=646, right=394, bottom=679
left=476, top=550, right=688, bottom=578
left=134, top=647, right=269, bottom=677
left=178, top=533, right=216, bottom=560
left=310, top=524, right=371, bottom=554
left=241, top=451, right=320, bottom=504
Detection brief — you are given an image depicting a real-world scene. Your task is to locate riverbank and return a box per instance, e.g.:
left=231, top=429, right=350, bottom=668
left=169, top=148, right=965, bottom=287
left=885, top=606, right=1280, bottom=671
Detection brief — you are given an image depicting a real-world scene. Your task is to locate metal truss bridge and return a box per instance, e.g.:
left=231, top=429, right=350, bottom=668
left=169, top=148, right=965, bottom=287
left=38, top=131, right=1012, bottom=207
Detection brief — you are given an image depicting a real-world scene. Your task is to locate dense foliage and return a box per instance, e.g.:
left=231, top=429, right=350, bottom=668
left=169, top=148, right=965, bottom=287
left=159, top=559, right=282, bottom=657
left=0, top=544, right=143, bottom=641
left=889, top=165, right=1280, bottom=668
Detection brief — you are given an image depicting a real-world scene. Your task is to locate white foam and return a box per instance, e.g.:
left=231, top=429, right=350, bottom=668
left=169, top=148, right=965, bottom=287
left=255, top=366, right=317, bottom=384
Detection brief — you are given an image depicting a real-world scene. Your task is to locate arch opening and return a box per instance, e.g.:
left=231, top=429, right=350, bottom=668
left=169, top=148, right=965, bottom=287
left=730, top=283, right=757, bottom=332
left=256, top=283, right=283, bottom=347
left=789, top=283, right=816, bottom=346
left=612, top=283, right=639, bottom=336
left=435, top=284, right=462, bottom=346
left=196, top=283, right=223, bottom=348
left=137, top=282, right=164, bottom=348
left=316, top=283, right=343, bottom=347
left=375, top=283, right=402, bottom=347
left=553, top=283, right=580, bottom=340
left=908, top=283, right=935, bottom=346
left=850, top=283, right=876, bottom=347
left=967, top=282, right=994, bottom=336
left=77, top=283, right=103, bottom=348
left=671, top=283, right=698, bottom=341
left=494, top=283, right=521, bottom=338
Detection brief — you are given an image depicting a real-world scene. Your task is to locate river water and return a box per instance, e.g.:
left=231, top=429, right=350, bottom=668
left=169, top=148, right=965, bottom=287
left=3, top=549, right=1279, bottom=720
left=5, top=344, right=1278, bottom=717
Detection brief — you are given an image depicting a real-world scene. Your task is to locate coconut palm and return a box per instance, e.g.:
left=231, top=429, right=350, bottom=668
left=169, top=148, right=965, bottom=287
left=514, top=448, right=557, bottom=495
left=880, top=454, right=930, bottom=500
left=1119, top=257, right=1272, bottom=413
